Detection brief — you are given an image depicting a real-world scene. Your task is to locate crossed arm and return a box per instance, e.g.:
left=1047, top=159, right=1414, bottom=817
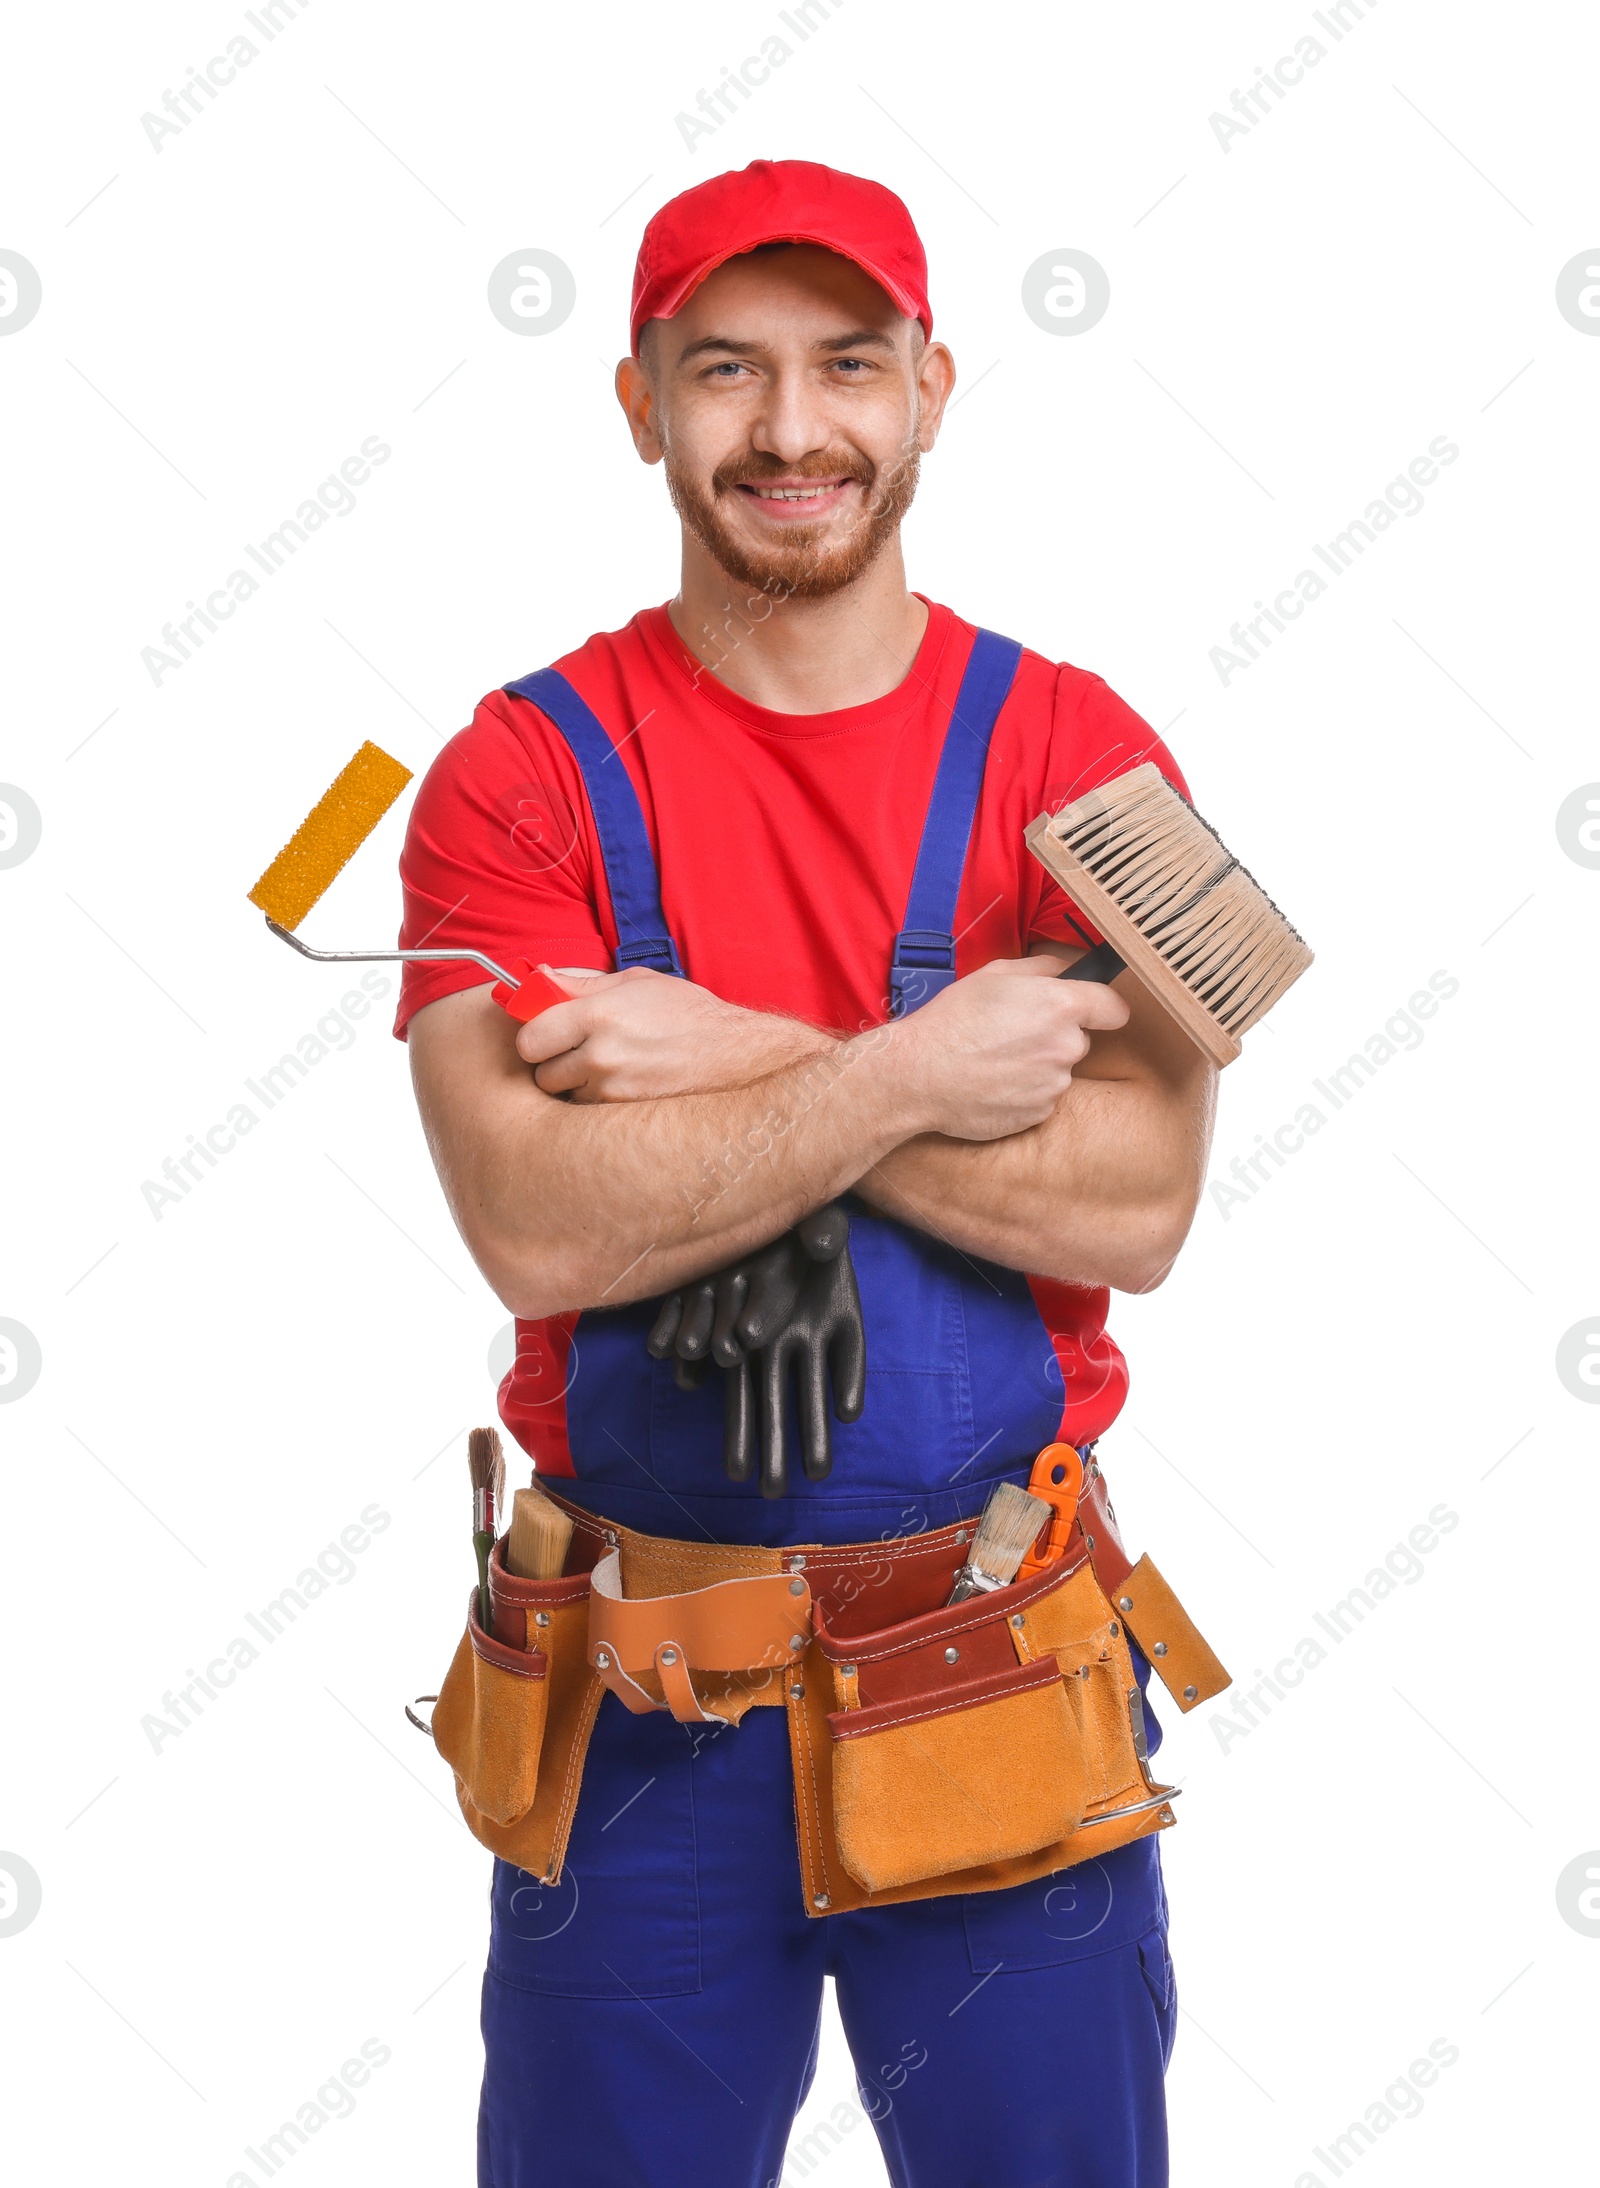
left=407, top=947, right=1217, bottom=1322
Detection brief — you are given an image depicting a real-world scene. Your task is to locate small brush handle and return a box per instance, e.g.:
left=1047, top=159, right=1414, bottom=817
left=1059, top=940, right=1125, bottom=984
left=474, top=1532, right=494, bottom=1634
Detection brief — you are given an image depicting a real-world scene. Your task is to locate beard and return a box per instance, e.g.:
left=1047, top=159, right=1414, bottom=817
left=663, top=439, right=922, bottom=600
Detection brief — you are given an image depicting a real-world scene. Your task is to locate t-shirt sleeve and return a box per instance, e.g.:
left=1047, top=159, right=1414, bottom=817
left=392, top=692, right=612, bottom=1040
left=1028, top=669, right=1193, bottom=952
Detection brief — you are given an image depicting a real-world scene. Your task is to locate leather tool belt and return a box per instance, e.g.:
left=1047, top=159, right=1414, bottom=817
left=428, top=1456, right=1230, bottom=1917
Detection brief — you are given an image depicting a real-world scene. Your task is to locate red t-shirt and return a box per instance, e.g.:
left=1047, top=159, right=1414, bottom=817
left=394, top=598, right=1187, bottom=1036
left=394, top=600, right=1188, bottom=1468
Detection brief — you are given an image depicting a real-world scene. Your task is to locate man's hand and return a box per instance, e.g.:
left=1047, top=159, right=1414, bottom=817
left=888, top=956, right=1130, bottom=1142
left=515, top=966, right=830, bottom=1102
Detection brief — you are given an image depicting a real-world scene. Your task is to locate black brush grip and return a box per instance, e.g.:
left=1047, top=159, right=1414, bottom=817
left=1058, top=939, right=1125, bottom=984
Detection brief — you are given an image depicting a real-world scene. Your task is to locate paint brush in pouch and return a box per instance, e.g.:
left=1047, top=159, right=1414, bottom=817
left=467, top=1427, right=505, bottom=1630
left=947, top=1481, right=1053, bottom=1603
left=505, top=1481, right=575, bottom=1582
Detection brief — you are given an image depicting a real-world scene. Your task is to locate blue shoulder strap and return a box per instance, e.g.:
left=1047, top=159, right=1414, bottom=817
left=889, top=628, right=1024, bottom=1015
left=503, top=666, right=685, bottom=977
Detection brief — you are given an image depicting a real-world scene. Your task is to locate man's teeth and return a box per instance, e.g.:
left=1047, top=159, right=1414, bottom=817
left=751, top=483, right=839, bottom=500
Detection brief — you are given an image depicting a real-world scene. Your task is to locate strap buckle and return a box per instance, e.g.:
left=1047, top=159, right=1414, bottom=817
left=888, top=928, right=956, bottom=1018
left=615, top=936, right=686, bottom=977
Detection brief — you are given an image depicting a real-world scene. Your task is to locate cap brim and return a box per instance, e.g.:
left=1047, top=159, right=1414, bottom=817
left=634, top=231, right=926, bottom=354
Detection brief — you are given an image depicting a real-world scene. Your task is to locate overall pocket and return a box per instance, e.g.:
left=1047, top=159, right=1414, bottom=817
left=432, top=1591, right=551, bottom=1829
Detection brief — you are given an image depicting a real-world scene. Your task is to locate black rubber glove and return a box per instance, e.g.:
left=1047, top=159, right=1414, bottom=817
left=724, top=1237, right=866, bottom=1497
left=645, top=1205, right=865, bottom=1492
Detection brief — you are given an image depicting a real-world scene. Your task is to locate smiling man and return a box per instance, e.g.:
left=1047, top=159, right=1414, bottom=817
left=400, top=161, right=1216, bottom=2188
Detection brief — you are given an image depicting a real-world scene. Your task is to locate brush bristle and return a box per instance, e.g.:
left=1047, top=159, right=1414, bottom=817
left=248, top=741, right=413, bottom=930
left=467, top=1426, right=504, bottom=1497
left=506, top=1484, right=575, bottom=1582
left=968, top=1482, right=1051, bottom=1587
left=1026, top=763, right=1313, bottom=1066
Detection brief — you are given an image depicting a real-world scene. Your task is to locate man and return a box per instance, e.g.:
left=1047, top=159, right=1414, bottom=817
left=400, top=160, right=1214, bottom=2188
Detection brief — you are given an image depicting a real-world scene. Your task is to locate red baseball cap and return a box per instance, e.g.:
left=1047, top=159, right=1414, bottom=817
left=631, top=159, right=931, bottom=356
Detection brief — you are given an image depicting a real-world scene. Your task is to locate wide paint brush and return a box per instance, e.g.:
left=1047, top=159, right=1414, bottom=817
left=467, top=1426, right=506, bottom=1631
left=246, top=740, right=569, bottom=1023
left=1029, top=763, right=1313, bottom=1064
left=947, top=1481, right=1054, bottom=1603
left=505, top=1481, right=575, bottom=1582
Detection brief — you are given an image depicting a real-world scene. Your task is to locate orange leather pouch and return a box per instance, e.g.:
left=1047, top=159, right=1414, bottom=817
left=430, top=1541, right=604, bottom=1881
left=806, top=1547, right=1168, bottom=1899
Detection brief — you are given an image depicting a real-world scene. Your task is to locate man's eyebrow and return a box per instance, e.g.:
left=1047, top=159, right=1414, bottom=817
left=814, top=329, right=897, bottom=353
left=675, top=334, right=770, bottom=363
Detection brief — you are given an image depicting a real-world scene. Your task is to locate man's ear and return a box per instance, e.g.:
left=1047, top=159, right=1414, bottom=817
left=913, top=340, right=958, bottom=455
left=615, top=354, right=665, bottom=465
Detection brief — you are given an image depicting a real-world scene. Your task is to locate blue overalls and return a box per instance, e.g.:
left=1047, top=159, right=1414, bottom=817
left=479, top=633, right=1176, bottom=2188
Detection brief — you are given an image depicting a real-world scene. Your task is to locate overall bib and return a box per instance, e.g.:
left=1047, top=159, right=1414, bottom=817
left=476, top=633, right=1177, bottom=2188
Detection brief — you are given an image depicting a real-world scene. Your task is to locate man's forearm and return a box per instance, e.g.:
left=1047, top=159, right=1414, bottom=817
left=852, top=1063, right=1214, bottom=1292
left=412, top=959, right=1144, bottom=1319
left=412, top=994, right=926, bottom=1319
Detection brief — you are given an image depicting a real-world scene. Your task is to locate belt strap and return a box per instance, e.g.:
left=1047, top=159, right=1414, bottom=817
left=586, top=1550, right=814, bottom=1723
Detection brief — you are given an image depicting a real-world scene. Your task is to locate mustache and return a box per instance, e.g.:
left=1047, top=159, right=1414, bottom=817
left=712, top=450, right=876, bottom=494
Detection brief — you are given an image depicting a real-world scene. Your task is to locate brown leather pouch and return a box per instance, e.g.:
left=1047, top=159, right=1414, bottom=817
left=796, top=1544, right=1186, bottom=1909
left=431, top=1541, right=604, bottom=1881
left=431, top=1589, right=550, bottom=1827
left=828, top=1654, right=1086, bottom=1890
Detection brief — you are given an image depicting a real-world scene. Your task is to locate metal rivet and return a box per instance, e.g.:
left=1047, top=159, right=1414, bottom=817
left=605, top=1531, right=619, bottom=1548
left=1085, top=1533, right=1096, bottom=1549
left=1117, top=1595, right=1133, bottom=1613
left=813, top=1892, right=831, bottom=1909
left=1108, top=1620, right=1120, bottom=1638
left=790, top=1683, right=805, bottom=1700
left=1078, top=1665, right=1090, bottom=1680
left=944, top=1646, right=960, bottom=1663
left=659, top=1648, right=678, bottom=1665
left=1183, top=1685, right=1197, bottom=1703
left=595, top=1650, right=611, bottom=1669
left=535, top=1611, right=550, bottom=1626
left=789, top=1576, right=806, bottom=1596
left=954, top=1528, right=968, bottom=1545
left=1011, top=1614, right=1025, bottom=1628
left=789, top=1633, right=805, bottom=1651
left=840, top=1663, right=856, bottom=1679
left=1158, top=1807, right=1173, bottom=1824
left=1153, top=1641, right=1168, bottom=1658
left=789, top=1555, right=807, bottom=1571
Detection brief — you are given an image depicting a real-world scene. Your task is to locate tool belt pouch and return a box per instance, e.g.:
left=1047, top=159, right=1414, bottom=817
left=810, top=1551, right=1163, bottom=1896
left=431, top=1543, right=600, bottom=1876
left=587, top=1548, right=812, bottom=1724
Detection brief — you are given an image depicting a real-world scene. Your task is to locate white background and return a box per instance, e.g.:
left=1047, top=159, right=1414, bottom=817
left=2, top=1, right=1597, bottom=2182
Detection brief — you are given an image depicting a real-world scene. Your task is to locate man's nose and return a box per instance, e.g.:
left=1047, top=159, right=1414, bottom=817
left=748, top=368, right=836, bottom=467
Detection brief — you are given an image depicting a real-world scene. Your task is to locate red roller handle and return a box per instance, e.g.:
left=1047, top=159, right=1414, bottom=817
left=490, top=959, right=572, bottom=1024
